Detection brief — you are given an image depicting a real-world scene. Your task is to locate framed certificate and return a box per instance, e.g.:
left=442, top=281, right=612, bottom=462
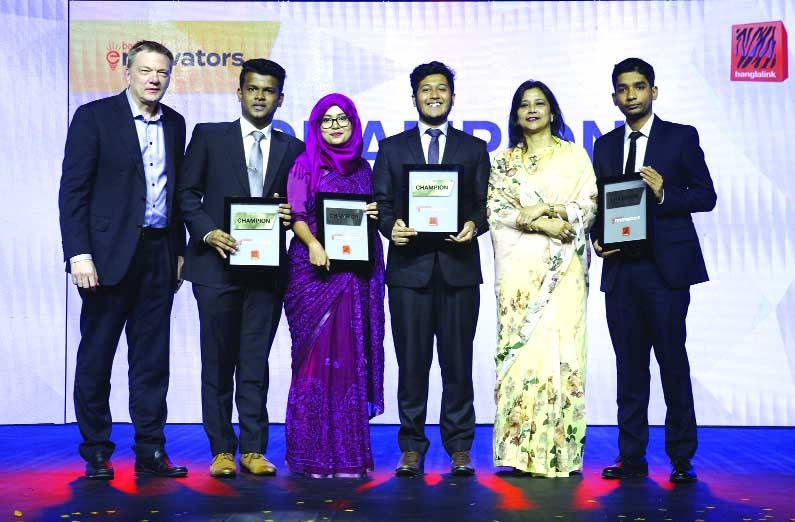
left=404, top=164, right=462, bottom=237
left=223, top=197, right=286, bottom=273
left=315, top=192, right=374, bottom=272
left=598, top=175, right=655, bottom=252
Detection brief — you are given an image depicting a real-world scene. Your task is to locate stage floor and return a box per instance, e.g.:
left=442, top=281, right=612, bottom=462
left=0, top=425, right=792, bottom=521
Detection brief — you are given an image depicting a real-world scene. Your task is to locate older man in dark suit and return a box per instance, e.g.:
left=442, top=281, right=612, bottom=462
left=59, top=40, right=187, bottom=479
left=373, top=61, right=490, bottom=477
left=178, top=58, right=304, bottom=478
left=592, top=58, right=717, bottom=484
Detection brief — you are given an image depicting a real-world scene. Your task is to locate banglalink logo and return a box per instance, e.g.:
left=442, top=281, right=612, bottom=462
left=105, top=40, right=245, bottom=70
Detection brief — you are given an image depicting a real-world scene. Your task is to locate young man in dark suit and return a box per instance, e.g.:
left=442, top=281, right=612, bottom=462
left=178, top=59, right=304, bottom=478
left=592, top=57, right=717, bottom=483
left=373, top=61, right=490, bottom=477
left=59, top=40, right=188, bottom=479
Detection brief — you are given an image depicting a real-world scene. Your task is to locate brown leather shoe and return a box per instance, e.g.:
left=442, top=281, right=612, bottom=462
left=451, top=450, right=475, bottom=476
left=240, top=453, right=277, bottom=476
left=210, top=453, right=236, bottom=478
left=395, top=451, right=424, bottom=477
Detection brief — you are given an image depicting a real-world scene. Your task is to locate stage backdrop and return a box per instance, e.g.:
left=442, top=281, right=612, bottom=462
left=1, top=1, right=793, bottom=428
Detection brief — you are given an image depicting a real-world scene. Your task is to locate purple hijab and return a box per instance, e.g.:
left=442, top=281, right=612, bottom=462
left=293, top=93, right=364, bottom=191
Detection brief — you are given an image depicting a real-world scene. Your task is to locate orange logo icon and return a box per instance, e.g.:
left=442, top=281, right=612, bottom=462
left=622, top=226, right=631, bottom=236
left=342, top=245, right=351, bottom=255
left=106, top=41, right=121, bottom=71
left=250, top=250, right=260, bottom=260
left=429, top=216, right=438, bottom=226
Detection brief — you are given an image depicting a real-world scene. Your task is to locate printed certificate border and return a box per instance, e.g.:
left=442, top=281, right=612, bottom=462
left=597, top=174, right=655, bottom=253
left=223, top=196, right=286, bottom=273
left=315, top=192, right=374, bottom=273
left=403, top=163, right=463, bottom=239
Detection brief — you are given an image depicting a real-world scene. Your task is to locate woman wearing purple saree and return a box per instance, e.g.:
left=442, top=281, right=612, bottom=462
left=284, top=93, right=385, bottom=477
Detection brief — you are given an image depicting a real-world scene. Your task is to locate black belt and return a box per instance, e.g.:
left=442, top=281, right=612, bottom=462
left=140, top=227, right=169, bottom=240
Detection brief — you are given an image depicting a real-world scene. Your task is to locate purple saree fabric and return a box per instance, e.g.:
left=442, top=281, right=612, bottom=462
left=283, top=160, right=385, bottom=476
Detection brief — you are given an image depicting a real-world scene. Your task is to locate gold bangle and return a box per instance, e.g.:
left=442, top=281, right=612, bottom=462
left=548, top=203, right=555, bottom=216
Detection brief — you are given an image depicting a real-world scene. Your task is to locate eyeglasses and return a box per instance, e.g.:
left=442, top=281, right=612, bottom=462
left=319, top=115, right=351, bottom=129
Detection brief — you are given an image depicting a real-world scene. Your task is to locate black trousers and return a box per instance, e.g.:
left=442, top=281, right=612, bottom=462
left=605, top=258, right=698, bottom=461
left=388, top=258, right=479, bottom=456
left=74, top=234, right=173, bottom=461
left=192, top=282, right=282, bottom=456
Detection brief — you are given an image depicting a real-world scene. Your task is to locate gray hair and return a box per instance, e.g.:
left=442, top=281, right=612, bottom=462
left=127, top=40, right=174, bottom=68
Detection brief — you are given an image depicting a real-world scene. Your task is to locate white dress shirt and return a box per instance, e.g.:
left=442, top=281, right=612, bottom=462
left=417, top=121, right=449, bottom=164
left=240, top=117, right=273, bottom=184
left=622, top=112, right=654, bottom=174
left=623, top=113, right=664, bottom=203
left=202, top=118, right=274, bottom=244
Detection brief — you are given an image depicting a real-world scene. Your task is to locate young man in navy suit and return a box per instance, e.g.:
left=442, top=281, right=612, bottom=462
left=592, top=58, right=717, bottom=483
left=373, top=61, right=490, bottom=477
left=59, top=40, right=188, bottom=479
left=178, top=59, right=304, bottom=478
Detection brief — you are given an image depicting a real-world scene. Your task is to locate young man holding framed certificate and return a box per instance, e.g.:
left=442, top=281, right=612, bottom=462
left=177, top=59, right=304, bottom=478
left=373, top=61, right=490, bottom=477
left=591, top=58, right=717, bottom=484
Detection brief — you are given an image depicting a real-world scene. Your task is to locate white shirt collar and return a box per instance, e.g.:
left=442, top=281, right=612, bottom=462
left=418, top=120, right=449, bottom=137
left=125, top=88, right=163, bottom=121
left=624, top=112, right=654, bottom=141
left=240, top=117, right=273, bottom=141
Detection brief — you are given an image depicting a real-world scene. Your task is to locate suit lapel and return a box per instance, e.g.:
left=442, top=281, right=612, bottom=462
left=405, top=126, right=425, bottom=165
left=642, top=115, right=662, bottom=167
left=441, top=126, right=460, bottom=163
left=610, top=124, right=626, bottom=176
left=228, top=120, right=251, bottom=196
left=116, top=93, right=145, bottom=179
left=263, top=130, right=287, bottom=197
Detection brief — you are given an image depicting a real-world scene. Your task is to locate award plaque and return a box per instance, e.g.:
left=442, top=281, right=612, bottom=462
left=598, top=175, right=655, bottom=252
left=223, top=197, right=286, bottom=272
left=404, top=164, right=462, bottom=237
left=315, top=192, right=374, bottom=272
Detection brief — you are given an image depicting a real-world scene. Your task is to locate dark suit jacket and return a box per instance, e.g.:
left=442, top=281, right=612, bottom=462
left=592, top=115, right=717, bottom=292
left=373, top=125, right=490, bottom=288
left=178, top=120, right=305, bottom=288
left=59, top=91, right=186, bottom=287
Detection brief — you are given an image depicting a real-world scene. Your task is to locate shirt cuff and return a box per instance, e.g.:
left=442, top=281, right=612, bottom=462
left=657, top=189, right=665, bottom=205
left=203, top=231, right=212, bottom=244
left=70, top=254, right=93, bottom=264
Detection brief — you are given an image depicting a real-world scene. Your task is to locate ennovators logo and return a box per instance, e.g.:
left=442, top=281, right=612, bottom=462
left=731, top=21, right=788, bottom=82
left=105, top=40, right=245, bottom=70
left=70, top=21, right=280, bottom=93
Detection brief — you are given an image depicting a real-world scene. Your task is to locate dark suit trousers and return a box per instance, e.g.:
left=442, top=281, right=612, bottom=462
left=389, top=257, right=479, bottom=456
left=605, top=258, right=698, bottom=461
left=192, top=281, right=282, bottom=456
left=74, top=235, right=173, bottom=461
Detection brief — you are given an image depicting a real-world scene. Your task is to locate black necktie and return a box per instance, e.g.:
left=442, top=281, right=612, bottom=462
left=426, top=128, right=442, bottom=164
left=624, top=131, right=642, bottom=176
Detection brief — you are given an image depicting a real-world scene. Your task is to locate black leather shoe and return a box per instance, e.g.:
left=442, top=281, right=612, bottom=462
left=395, top=451, right=424, bottom=477
left=85, top=452, right=114, bottom=480
left=602, top=456, right=648, bottom=479
left=451, top=451, right=475, bottom=476
left=670, top=458, right=697, bottom=483
left=134, top=449, right=188, bottom=478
